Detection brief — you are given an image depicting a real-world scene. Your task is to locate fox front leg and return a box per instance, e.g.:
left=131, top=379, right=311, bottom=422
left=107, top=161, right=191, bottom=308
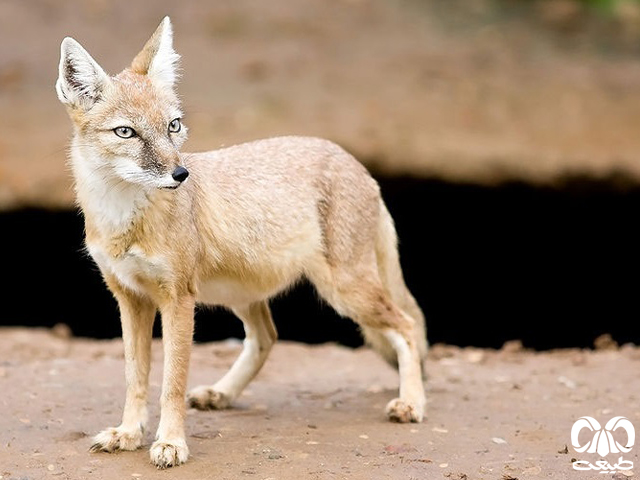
left=91, top=283, right=155, bottom=453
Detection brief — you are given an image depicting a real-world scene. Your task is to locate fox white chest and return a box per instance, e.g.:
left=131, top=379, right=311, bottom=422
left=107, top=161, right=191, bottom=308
left=88, top=244, right=171, bottom=294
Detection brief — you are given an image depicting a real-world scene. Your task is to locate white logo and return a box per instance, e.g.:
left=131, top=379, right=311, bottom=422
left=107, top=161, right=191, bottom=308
left=571, top=416, right=635, bottom=473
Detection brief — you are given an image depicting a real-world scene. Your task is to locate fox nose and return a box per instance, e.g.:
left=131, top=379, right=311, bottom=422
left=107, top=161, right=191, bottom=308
left=172, top=166, right=189, bottom=183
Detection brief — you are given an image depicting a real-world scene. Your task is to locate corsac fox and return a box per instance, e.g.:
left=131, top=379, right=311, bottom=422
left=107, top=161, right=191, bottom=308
left=56, top=17, right=427, bottom=468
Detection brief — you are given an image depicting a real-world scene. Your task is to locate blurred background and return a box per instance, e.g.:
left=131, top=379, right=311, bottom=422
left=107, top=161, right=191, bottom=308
left=1, top=0, right=640, bottom=350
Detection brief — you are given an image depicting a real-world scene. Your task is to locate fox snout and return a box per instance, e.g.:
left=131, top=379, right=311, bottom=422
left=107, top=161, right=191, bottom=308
left=172, top=166, right=189, bottom=183
left=158, top=163, right=189, bottom=190
left=161, top=163, right=188, bottom=189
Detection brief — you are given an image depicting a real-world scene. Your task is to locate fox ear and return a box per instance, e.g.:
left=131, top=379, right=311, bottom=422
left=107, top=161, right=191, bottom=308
left=56, top=37, right=110, bottom=110
left=131, top=16, right=180, bottom=89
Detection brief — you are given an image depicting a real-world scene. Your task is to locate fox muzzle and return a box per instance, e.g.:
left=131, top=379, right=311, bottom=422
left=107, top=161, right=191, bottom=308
left=172, top=166, right=189, bottom=183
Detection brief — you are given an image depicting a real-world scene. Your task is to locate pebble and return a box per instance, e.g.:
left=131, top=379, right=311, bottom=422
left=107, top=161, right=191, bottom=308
left=557, top=376, right=577, bottom=389
left=501, top=339, right=523, bottom=353
left=465, top=350, right=485, bottom=364
left=523, top=465, right=541, bottom=475
left=51, top=323, right=72, bottom=339
left=366, top=384, right=384, bottom=393
left=492, top=437, right=507, bottom=444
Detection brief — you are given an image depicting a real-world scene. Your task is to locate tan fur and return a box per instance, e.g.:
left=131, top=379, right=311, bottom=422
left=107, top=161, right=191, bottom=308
left=56, top=17, right=427, bottom=469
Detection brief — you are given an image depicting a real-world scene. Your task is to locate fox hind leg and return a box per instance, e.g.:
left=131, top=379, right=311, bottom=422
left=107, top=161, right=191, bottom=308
left=188, top=300, right=277, bottom=410
left=309, top=265, right=426, bottom=423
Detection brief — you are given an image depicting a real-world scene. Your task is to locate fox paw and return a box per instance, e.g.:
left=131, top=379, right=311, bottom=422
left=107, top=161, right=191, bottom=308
left=385, top=398, right=424, bottom=423
left=187, top=386, right=231, bottom=410
left=150, top=438, right=189, bottom=469
left=90, top=425, right=144, bottom=453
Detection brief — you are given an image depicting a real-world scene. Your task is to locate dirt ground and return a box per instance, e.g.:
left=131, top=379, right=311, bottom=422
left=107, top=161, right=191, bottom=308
left=2, top=2, right=640, bottom=479
left=0, top=327, right=638, bottom=480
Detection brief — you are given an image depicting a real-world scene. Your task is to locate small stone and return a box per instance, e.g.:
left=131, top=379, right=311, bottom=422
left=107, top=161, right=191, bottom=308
left=557, top=444, right=568, bottom=454
left=523, top=465, right=541, bottom=475
left=594, top=333, right=618, bottom=350
left=501, top=340, right=523, bottom=353
left=51, top=323, right=72, bottom=339
left=47, top=464, right=55, bottom=471
left=384, top=444, right=417, bottom=454
left=439, top=463, right=449, bottom=468
left=359, top=434, right=369, bottom=439
left=492, top=437, right=507, bottom=444
left=557, top=376, right=577, bottom=389
left=444, top=473, right=468, bottom=480
left=465, top=350, right=485, bottom=364
left=429, top=343, right=457, bottom=360
left=432, top=427, right=448, bottom=433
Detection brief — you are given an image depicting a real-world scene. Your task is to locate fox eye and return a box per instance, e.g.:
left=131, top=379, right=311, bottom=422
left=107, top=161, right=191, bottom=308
left=114, top=126, right=136, bottom=138
left=168, top=118, right=181, bottom=133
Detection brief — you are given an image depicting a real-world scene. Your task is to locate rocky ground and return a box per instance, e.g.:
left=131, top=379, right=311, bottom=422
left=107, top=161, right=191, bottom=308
left=0, top=327, right=638, bottom=479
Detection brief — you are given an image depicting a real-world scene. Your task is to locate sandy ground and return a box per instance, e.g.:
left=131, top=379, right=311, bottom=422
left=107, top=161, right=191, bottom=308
left=0, top=327, right=638, bottom=479
left=2, top=3, right=640, bottom=479
left=4, top=0, right=640, bottom=209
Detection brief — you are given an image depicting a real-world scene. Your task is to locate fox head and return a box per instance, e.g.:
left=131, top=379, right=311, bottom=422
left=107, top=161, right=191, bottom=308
left=56, top=17, right=190, bottom=190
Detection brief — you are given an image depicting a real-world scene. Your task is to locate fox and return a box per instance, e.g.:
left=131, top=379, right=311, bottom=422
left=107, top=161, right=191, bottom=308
left=55, top=17, right=428, bottom=468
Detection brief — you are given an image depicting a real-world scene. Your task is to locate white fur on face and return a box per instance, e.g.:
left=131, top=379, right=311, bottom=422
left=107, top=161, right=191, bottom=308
left=70, top=143, right=149, bottom=228
left=111, top=157, right=183, bottom=190
left=111, top=157, right=153, bottom=186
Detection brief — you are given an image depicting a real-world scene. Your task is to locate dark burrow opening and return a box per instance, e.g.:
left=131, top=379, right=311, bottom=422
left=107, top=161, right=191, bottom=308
left=2, top=176, right=639, bottom=350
